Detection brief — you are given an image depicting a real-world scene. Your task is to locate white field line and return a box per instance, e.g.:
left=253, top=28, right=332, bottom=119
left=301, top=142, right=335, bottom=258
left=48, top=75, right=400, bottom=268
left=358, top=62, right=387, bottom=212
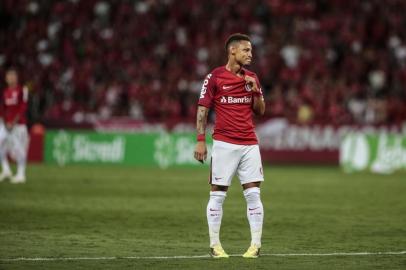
left=0, top=251, right=405, bottom=262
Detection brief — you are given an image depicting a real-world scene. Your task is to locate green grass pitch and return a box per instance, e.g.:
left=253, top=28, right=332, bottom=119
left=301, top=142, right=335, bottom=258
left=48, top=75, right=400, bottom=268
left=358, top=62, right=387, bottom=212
left=0, top=164, right=405, bottom=269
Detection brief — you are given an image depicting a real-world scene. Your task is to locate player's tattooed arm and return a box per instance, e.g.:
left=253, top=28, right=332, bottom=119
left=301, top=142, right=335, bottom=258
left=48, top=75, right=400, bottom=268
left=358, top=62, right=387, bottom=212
left=194, top=105, right=209, bottom=163
left=196, top=105, right=209, bottom=135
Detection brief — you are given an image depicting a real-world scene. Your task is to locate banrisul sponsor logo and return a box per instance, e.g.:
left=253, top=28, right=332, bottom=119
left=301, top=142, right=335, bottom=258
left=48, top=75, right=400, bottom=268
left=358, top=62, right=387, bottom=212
left=340, top=132, right=370, bottom=172
left=52, top=131, right=126, bottom=164
left=220, top=96, right=252, bottom=104
left=340, top=132, right=406, bottom=174
left=72, top=135, right=125, bottom=163
left=154, top=133, right=175, bottom=168
left=371, top=134, right=406, bottom=174
left=154, top=133, right=212, bottom=168
left=53, top=130, right=72, bottom=165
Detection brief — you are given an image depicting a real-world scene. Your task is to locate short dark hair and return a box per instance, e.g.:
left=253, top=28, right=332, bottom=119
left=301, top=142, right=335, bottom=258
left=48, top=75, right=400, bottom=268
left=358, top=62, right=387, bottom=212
left=5, top=66, right=19, bottom=74
left=6, top=67, right=18, bottom=73
left=225, top=33, right=251, bottom=52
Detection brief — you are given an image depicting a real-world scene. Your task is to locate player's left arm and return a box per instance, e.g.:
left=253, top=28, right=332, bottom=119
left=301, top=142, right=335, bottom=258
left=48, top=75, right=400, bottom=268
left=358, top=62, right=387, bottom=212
left=0, top=90, right=4, bottom=122
left=19, top=86, right=29, bottom=116
left=245, top=75, right=265, bottom=116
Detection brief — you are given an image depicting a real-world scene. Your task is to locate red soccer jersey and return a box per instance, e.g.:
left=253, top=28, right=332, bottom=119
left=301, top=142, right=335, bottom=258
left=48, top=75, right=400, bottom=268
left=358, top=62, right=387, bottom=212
left=2, top=85, right=28, bottom=125
left=198, top=66, right=263, bottom=145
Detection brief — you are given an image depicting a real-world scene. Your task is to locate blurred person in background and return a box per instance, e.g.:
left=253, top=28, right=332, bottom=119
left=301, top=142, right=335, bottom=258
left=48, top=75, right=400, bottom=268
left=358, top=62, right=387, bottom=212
left=0, top=68, right=29, bottom=183
left=2, top=1, right=406, bottom=125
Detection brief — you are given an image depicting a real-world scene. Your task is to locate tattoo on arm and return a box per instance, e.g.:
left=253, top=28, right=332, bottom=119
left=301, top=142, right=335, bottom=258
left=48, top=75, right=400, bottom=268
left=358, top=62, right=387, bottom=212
left=196, top=106, right=209, bottom=135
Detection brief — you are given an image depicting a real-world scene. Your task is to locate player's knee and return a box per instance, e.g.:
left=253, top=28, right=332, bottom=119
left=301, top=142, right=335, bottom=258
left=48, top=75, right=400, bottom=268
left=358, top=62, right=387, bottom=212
left=243, top=187, right=261, bottom=204
left=209, top=191, right=227, bottom=204
left=211, top=184, right=228, bottom=192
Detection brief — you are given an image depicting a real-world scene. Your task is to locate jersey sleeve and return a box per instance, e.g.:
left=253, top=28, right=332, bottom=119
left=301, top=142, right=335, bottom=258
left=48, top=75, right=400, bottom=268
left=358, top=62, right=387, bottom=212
left=197, top=73, right=216, bottom=108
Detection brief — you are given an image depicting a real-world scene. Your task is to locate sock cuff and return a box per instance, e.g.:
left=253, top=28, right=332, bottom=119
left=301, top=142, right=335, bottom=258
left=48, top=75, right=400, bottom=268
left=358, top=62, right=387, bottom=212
left=210, top=191, right=227, bottom=197
left=243, top=187, right=260, bottom=196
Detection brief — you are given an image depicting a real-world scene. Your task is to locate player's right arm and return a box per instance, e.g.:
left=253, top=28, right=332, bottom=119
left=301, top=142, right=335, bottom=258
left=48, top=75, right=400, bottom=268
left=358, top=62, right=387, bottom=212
left=194, top=105, right=209, bottom=163
left=194, top=73, right=216, bottom=163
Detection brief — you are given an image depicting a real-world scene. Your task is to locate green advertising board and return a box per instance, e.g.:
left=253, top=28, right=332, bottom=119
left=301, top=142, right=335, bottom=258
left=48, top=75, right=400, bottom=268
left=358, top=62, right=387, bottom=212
left=45, top=130, right=213, bottom=167
left=340, top=132, right=406, bottom=173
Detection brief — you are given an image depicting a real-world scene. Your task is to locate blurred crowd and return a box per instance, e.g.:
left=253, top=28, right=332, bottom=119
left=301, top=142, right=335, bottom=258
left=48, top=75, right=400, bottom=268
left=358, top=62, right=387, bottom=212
left=1, top=0, right=406, bottom=126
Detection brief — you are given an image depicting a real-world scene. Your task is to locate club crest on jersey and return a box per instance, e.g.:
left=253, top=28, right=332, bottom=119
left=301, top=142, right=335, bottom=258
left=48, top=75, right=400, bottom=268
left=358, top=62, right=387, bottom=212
left=245, top=83, right=252, bottom=92
left=220, top=96, right=252, bottom=104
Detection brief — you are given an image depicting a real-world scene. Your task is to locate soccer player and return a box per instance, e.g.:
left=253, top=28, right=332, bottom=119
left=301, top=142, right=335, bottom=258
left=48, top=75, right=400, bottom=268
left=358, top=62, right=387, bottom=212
left=194, top=33, right=266, bottom=258
left=0, top=68, right=29, bottom=183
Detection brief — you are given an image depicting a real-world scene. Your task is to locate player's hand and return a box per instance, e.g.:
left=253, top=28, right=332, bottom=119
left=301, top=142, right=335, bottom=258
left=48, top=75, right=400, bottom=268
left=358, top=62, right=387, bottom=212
left=244, top=75, right=259, bottom=93
left=194, top=141, right=207, bottom=163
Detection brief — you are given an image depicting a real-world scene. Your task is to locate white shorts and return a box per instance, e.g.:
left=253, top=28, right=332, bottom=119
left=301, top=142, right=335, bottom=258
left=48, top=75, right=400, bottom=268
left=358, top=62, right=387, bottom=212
left=210, top=140, right=264, bottom=186
left=0, top=121, right=7, bottom=145
left=9, top=124, right=29, bottom=161
left=0, top=124, right=29, bottom=161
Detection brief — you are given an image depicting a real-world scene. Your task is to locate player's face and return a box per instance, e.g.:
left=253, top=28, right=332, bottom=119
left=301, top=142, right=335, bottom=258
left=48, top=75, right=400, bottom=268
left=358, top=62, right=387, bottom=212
left=5, top=70, right=18, bottom=86
left=234, top=41, right=253, bottom=66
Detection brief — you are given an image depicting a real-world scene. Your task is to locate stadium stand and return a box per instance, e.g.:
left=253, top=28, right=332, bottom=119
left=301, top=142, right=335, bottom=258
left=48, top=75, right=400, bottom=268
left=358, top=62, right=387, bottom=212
left=1, top=0, right=405, bottom=126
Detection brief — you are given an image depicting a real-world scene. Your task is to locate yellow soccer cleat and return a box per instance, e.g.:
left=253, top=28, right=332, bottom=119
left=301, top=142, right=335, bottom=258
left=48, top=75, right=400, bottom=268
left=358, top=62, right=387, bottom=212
left=242, top=244, right=260, bottom=258
left=209, top=244, right=229, bottom=258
